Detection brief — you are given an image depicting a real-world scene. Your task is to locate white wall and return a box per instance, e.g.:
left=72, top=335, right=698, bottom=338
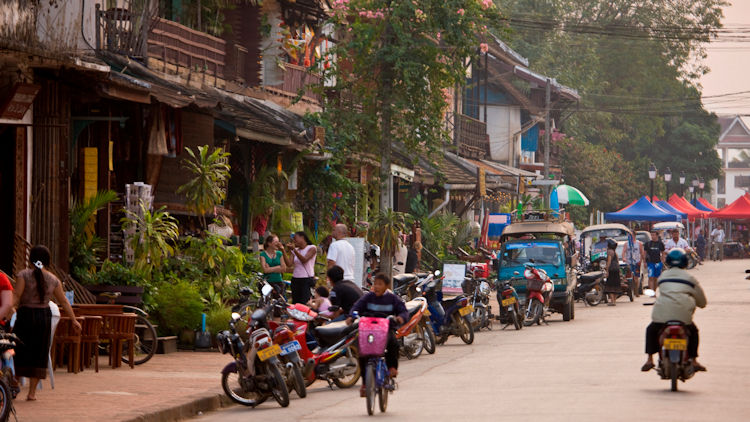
left=480, top=104, right=521, bottom=164
left=713, top=169, right=750, bottom=207
left=36, top=0, right=99, bottom=54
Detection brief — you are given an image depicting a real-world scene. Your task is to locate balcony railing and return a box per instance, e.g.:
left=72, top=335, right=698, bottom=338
left=147, top=17, right=226, bottom=79
left=267, top=64, right=322, bottom=103
left=456, top=114, right=489, bottom=159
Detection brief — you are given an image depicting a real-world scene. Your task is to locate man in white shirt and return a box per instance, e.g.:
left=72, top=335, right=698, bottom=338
left=327, top=223, right=356, bottom=281
left=664, top=229, right=691, bottom=252
left=710, top=226, right=725, bottom=261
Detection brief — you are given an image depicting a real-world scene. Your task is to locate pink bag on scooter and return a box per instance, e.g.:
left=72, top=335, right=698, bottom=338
left=358, top=317, right=389, bottom=357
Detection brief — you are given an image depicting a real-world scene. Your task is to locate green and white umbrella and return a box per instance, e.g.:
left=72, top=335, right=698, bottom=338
left=555, top=184, right=590, bottom=206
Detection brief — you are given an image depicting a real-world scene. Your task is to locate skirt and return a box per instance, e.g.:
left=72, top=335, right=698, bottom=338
left=291, top=277, right=314, bottom=304
left=14, top=306, right=52, bottom=379
left=604, top=269, right=622, bottom=294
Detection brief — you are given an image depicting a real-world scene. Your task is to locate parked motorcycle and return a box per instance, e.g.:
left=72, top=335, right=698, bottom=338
left=283, top=303, right=361, bottom=389
left=418, top=271, right=474, bottom=345
left=0, top=330, right=19, bottom=422
left=519, top=263, right=554, bottom=326
left=495, top=278, right=522, bottom=330
left=397, top=297, right=434, bottom=359
left=217, top=284, right=290, bottom=408
left=574, top=268, right=605, bottom=306
left=462, top=273, right=493, bottom=331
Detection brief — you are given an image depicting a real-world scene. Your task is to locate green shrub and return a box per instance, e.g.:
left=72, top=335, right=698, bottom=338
left=153, top=280, right=203, bottom=335
left=205, top=306, right=232, bottom=335
left=92, top=260, right=145, bottom=286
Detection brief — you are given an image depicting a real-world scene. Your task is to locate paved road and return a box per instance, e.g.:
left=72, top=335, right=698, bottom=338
left=194, top=259, right=750, bottom=421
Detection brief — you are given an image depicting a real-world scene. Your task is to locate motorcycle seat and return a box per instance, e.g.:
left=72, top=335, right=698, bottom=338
left=579, top=271, right=604, bottom=283
left=393, top=274, right=418, bottom=285
left=404, top=300, right=423, bottom=316
left=315, top=320, right=357, bottom=346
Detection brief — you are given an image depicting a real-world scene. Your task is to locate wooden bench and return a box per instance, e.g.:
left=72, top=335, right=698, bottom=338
left=87, top=285, right=144, bottom=306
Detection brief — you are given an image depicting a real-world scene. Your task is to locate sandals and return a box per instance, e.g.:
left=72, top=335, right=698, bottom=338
left=641, top=362, right=655, bottom=372
left=693, top=362, right=707, bottom=372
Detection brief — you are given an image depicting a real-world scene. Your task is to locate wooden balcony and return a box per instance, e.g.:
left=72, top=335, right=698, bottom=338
left=266, top=64, right=322, bottom=103
left=147, top=18, right=226, bottom=80
left=456, top=114, right=489, bottom=159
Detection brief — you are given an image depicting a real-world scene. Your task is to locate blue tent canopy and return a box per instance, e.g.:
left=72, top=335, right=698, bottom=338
left=605, top=196, right=681, bottom=222
left=655, top=200, right=687, bottom=220
left=691, top=199, right=713, bottom=212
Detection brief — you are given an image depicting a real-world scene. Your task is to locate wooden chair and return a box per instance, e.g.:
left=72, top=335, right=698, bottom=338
left=80, top=316, right=103, bottom=372
left=52, top=317, right=84, bottom=373
left=100, top=313, right=136, bottom=369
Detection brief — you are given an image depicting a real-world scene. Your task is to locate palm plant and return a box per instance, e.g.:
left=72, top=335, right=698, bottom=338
left=121, top=202, right=179, bottom=276
left=247, top=164, right=288, bottom=234
left=69, top=190, right=119, bottom=283
left=370, top=209, right=411, bottom=278
left=177, top=145, right=231, bottom=229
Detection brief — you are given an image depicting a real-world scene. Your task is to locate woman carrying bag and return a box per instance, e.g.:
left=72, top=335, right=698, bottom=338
left=284, top=231, right=317, bottom=304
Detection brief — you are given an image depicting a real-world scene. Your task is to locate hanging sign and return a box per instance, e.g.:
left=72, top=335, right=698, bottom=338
left=0, top=83, right=40, bottom=120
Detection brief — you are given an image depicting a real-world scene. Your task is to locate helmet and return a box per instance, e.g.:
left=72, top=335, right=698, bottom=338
left=665, top=248, right=688, bottom=269
left=606, top=239, right=618, bottom=250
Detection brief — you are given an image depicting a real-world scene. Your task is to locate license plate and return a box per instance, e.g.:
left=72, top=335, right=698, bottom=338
left=502, top=297, right=517, bottom=307
left=459, top=305, right=473, bottom=317
left=281, top=340, right=302, bottom=356
left=257, top=344, right=282, bottom=361
left=663, top=338, right=687, bottom=351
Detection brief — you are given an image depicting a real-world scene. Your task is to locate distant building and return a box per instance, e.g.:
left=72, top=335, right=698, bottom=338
left=712, top=115, right=750, bottom=208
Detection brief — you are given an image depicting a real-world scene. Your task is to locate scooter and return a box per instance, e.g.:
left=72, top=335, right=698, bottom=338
left=418, top=271, right=474, bottom=345
left=462, top=271, right=493, bottom=331
left=519, top=263, right=553, bottom=326
left=283, top=303, right=361, bottom=389
left=574, top=268, right=605, bottom=306
left=495, top=278, right=522, bottom=330
left=396, top=297, right=435, bottom=359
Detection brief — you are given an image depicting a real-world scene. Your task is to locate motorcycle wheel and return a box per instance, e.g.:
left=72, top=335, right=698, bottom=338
left=670, top=361, right=679, bottom=392
left=0, top=378, right=11, bottom=422
left=524, top=299, right=543, bottom=326
left=221, top=370, right=267, bottom=407
left=266, top=362, right=290, bottom=408
left=472, top=306, right=487, bottom=331
left=585, top=284, right=603, bottom=307
left=404, top=324, right=425, bottom=360
left=511, top=306, right=522, bottom=330
left=366, top=363, right=376, bottom=416
left=291, top=362, right=307, bottom=398
left=456, top=315, right=474, bottom=344
left=422, top=321, right=437, bottom=354
left=332, top=345, right=361, bottom=388
left=378, top=383, right=388, bottom=413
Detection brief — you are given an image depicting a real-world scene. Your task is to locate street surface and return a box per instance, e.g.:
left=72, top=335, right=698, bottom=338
left=194, top=259, right=750, bottom=421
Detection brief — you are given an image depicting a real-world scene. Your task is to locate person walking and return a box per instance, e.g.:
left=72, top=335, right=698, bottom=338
left=623, top=233, right=646, bottom=292
left=710, top=225, right=725, bottom=261
left=604, top=239, right=621, bottom=306
left=13, top=245, right=80, bottom=401
left=644, top=230, right=666, bottom=291
left=260, top=234, right=287, bottom=296
left=327, top=224, right=355, bottom=282
left=284, top=231, right=317, bottom=304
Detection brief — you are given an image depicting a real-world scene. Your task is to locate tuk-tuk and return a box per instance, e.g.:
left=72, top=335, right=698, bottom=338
left=579, top=224, right=636, bottom=301
left=497, top=215, right=577, bottom=322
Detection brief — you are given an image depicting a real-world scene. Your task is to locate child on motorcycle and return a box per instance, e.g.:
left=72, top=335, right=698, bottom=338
left=346, top=273, right=408, bottom=397
left=641, top=248, right=707, bottom=372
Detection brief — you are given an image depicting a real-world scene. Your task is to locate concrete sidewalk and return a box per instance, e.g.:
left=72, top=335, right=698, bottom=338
left=14, top=351, right=234, bottom=422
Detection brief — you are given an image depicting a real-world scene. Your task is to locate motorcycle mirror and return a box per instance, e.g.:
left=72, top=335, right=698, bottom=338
left=261, top=283, right=274, bottom=297
left=434, top=270, right=441, bottom=276
left=231, top=312, right=241, bottom=321
left=643, top=289, right=656, bottom=297
left=513, top=271, right=520, bottom=276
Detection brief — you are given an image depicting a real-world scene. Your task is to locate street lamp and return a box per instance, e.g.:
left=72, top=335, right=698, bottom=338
left=679, top=171, right=686, bottom=196
left=664, top=167, right=672, bottom=198
left=649, top=163, right=657, bottom=201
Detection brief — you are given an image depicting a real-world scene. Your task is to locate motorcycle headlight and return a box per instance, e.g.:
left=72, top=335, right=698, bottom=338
left=479, top=281, right=490, bottom=296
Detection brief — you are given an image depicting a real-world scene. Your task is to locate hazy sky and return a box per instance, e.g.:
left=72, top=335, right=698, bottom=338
left=700, top=0, right=750, bottom=116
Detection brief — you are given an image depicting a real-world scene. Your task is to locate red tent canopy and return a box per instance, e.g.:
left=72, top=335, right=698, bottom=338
left=697, top=197, right=718, bottom=212
left=711, top=195, right=750, bottom=219
left=668, top=194, right=710, bottom=220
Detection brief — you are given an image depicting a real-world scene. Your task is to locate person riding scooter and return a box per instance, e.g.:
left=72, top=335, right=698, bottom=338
left=641, top=248, right=707, bottom=372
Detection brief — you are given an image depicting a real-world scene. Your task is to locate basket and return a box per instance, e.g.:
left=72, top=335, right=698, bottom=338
left=526, top=279, right=546, bottom=292
left=358, top=317, right=389, bottom=357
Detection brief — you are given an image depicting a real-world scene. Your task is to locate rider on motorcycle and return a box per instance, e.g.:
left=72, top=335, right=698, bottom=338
left=346, top=273, right=407, bottom=397
left=641, top=248, right=707, bottom=372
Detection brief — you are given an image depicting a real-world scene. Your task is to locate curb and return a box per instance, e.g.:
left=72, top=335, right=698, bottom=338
left=123, top=393, right=234, bottom=422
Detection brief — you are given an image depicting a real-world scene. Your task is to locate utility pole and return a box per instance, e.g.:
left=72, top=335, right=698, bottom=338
left=543, top=78, right=551, bottom=207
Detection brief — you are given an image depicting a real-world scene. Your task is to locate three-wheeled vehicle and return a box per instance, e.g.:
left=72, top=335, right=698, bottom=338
left=579, top=224, right=636, bottom=302
left=496, top=214, right=577, bottom=323
left=652, top=222, right=699, bottom=269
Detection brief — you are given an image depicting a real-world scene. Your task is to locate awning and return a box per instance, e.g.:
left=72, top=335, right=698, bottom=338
left=479, top=159, right=538, bottom=178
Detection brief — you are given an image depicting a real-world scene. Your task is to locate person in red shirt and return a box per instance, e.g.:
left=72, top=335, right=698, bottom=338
left=0, top=271, right=14, bottom=321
